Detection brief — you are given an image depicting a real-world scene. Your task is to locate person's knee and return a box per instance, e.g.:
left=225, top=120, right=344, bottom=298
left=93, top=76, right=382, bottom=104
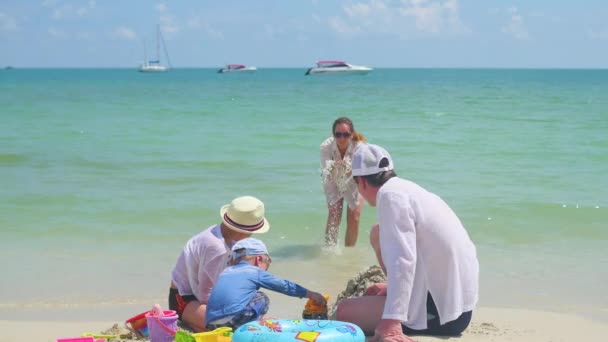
left=256, top=291, right=270, bottom=316
left=183, top=302, right=207, bottom=332
left=334, top=302, right=346, bottom=320
left=334, top=301, right=354, bottom=321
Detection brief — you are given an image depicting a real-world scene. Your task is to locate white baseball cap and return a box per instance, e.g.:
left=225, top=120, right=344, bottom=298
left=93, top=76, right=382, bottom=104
left=351, top=143, right=394, bottom=177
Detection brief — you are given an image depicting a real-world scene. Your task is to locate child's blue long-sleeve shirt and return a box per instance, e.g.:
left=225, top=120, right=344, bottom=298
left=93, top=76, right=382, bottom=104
left=206, top=261, right=308, bottom=323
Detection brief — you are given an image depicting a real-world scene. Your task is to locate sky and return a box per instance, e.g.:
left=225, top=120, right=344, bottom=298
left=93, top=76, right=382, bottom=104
left=1, top=0, right=607, bottom=68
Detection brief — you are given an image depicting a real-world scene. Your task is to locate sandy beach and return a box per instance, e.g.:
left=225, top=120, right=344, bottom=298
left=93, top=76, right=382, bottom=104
left=1, top=307, right=607, bottom=342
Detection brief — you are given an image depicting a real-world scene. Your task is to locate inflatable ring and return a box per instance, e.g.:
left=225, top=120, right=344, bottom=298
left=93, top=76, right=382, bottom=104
left=232, top=319, right=365, bottom=342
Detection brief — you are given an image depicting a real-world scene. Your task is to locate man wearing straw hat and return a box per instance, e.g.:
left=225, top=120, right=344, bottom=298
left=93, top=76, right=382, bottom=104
left=169, top=195, right=270, bottom=332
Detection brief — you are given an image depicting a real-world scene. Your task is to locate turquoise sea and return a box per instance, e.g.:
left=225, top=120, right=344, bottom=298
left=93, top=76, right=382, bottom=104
left=1, top=69, right=607, bottom=322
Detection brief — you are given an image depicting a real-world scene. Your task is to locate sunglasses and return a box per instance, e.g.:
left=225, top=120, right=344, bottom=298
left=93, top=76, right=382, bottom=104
left=334, top=132, right=352, bottom=138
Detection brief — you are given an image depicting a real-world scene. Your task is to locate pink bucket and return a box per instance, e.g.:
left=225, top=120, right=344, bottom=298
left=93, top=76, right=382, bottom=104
left=146, top=310, right=178, bottom=342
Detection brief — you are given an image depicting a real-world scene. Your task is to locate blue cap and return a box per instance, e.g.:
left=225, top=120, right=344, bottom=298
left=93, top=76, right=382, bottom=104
left=232, top=238, right=269, bottom=259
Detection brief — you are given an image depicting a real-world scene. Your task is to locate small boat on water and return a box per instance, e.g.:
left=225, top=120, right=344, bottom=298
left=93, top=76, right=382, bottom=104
left=217, top=64, right=257, bottom=74
left=305, top=60, right=372, bottom=75
left=138, top=25, right=171, bottom=73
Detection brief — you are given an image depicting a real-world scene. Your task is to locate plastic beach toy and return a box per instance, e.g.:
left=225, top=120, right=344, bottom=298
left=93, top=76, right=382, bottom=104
left=82, top=333, right=130, bottom=339
left=233, top=319, right=364, bottom=342
left=146, top=308, right=178, bottom=342
left=175, top=327, right=233, bottom=342
left=125, top=304, right=177, bottom=339
left=56, top=337, right=103, bottom=342
left=302, top=294, right=330, bottom=319
left=125, top=310, right=150, bottom=337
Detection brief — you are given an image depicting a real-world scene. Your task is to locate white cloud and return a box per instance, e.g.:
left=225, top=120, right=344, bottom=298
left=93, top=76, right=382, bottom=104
left=501, top=7, right=530, bottom=40
left=156, top=3, right=168, bottom=13
left=42, top=0, right=57, bottom=8
left=46, top=25, right=92, bottom=41
left=48, top=27, right=69, bottom=39
left=186, top=16, right=224, bottom=40
left=50, top=1, right=95, bottom=20
left=113, top=26, right=137, bottom=41
left=74, top=31, right=93, bottom=41
left=263, top=24, right=288, bottom=40
left=527, top=11, right=563, bottom=25
left=155, top=3, right=179, bottom=34
left=400, top=0, right=444, bottom=33
left=0, top=12, right=18, bottom=32
left=205, top=27, right=224, bottom=40
left=587, top=28, right=608, bottom=40
left=328, top=16, right=361, bottom=35
left=400, top=0, right=469, bottom=34
left=328, top=0, right=469, bottom=38
left=186, top=17, right=201, bottom=30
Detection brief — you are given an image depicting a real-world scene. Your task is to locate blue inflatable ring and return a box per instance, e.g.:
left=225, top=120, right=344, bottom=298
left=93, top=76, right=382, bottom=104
left=232, top=319, right=365, bottom=342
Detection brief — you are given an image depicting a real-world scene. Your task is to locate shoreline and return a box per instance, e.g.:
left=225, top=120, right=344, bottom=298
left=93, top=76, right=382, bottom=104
left=1, top=307, right=607, bottom=342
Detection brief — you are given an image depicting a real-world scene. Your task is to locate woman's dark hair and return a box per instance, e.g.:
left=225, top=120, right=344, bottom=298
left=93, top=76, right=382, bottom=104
left=361, top=157, right=396, bottom=187
left=332, top=116, right=367, bottom=143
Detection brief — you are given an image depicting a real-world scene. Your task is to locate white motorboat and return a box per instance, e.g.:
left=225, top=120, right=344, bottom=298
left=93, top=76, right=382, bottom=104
left=217, top=64, right=257, bottom=74
left=305, top=60, right=372, bottom=75
left=138, top=25, right=171, bottom=73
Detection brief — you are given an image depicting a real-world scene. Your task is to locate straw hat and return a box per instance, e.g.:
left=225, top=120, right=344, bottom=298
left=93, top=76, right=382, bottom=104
left=220, top=196, right=270, bottom=234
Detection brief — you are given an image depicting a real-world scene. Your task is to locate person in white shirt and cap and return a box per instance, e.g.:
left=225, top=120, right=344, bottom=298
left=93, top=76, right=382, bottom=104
left=335, top=144, right=479, bottom=342
left=169, top=196, right=270, bottom=332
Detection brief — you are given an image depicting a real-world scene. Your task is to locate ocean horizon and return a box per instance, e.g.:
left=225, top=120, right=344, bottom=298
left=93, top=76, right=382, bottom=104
left=1, top=68, right=606, bottom=322
left=4, top=67, right=608, bottom=70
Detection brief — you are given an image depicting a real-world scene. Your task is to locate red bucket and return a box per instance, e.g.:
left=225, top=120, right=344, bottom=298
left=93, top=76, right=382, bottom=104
left=125, top=311, right=150, bottom=338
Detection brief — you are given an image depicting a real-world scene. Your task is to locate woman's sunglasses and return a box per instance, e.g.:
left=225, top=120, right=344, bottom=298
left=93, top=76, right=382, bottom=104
left=334, top=132, right=352, bottom=138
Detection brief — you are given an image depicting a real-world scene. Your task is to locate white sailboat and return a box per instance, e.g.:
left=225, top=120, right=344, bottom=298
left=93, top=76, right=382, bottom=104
left=138, top=25, right=171, bottom=72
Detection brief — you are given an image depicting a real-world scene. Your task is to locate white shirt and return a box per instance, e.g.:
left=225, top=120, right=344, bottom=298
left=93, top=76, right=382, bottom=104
left=171, top=224, right=232, bottom=303
left=377, top=177, right=479, bottom=329
left=320, top=137, right=360, bottom=209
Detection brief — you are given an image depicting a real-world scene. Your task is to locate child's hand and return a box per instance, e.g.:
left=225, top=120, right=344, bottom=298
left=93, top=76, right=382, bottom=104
left=306, top=291, right=327, bottom=306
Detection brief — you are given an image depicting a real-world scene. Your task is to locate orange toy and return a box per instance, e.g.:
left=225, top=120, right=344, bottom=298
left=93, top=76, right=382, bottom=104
left=302, top=294, right=329, bottom=319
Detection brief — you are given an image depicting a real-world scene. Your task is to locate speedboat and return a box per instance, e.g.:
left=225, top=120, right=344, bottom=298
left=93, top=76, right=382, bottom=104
left=305, top=60, right=372, bottom=75
left=217, top=64, right=257, bottom=74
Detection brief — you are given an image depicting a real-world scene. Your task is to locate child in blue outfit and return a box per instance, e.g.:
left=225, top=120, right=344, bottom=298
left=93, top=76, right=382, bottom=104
left=205, top=238, right=327, bottom=330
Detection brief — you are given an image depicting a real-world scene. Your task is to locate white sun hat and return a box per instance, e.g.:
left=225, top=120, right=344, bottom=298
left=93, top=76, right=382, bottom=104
left=351, top=143, right=394, bottom=177
left=220, top=196, right=270, bottom=234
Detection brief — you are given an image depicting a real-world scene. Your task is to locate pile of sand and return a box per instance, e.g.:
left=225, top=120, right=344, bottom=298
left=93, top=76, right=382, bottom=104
left=98, top=324, right=137, bottom=341
left=328, top=265, right=386, bottom=317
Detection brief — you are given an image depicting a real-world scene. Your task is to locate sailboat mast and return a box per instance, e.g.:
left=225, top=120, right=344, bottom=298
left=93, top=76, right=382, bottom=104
left=156, top=24, right=161, bottom=63
left=159, top=28, right=172, bottom=68
left=143, top=40, right=148, bottom=65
